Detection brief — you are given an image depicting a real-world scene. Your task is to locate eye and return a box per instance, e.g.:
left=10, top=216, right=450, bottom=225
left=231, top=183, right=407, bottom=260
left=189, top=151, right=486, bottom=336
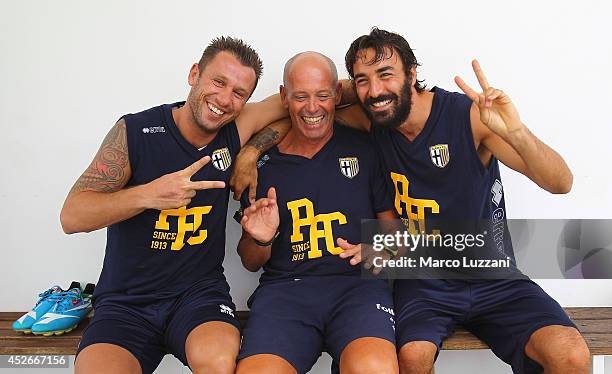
left=380, top=72, right=392, bottom=78
left=318, top=94, right=331, bottom=100
left=233, top=91, right=245, bottom=100
left=355, top=78, right=368, bottom=86
left=213, top=79, right=224, bottom=87
left=294, top=96, right=307, bottom=102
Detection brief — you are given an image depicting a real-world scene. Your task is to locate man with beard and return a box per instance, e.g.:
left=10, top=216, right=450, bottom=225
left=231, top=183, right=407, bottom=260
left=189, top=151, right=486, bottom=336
left=231, top=29, right=590, bottom=374
left=60, top=37, right=289, bottom=374
left=234, top=52, right=398, bottom=374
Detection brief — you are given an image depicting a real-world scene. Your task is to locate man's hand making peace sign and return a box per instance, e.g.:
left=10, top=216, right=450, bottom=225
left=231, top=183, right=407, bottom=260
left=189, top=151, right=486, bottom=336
left=455, top=59, right=523, bottom=140
left=453, top=59, right=573, bottom=194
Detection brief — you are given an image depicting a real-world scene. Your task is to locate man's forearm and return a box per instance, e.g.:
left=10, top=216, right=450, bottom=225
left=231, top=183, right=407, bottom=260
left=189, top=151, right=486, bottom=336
left=60, top=185, right=149, bottom=234
left=242, top=118, right=291, bottom=156
left=237, top=234, right=271, bottom=272
left=339, top=79, right=358, bottom=106
left=507, top=125, right=573, bottom=193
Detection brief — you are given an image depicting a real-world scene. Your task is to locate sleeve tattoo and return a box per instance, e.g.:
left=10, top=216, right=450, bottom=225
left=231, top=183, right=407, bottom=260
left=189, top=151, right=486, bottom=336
left=245, top=126, right=281, bottom=152
left=70, top=119, right=130, bottom=193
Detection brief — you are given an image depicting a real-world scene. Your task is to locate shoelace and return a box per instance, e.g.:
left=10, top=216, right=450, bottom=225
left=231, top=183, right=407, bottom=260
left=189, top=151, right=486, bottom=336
left=54, top=291, right=84, bottom=312
left=34, top=287, right=63, bottom=307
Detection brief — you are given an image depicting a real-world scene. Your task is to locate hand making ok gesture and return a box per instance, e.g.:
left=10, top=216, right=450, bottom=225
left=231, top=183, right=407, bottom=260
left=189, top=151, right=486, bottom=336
left=454, top=60, right=524, bottom=140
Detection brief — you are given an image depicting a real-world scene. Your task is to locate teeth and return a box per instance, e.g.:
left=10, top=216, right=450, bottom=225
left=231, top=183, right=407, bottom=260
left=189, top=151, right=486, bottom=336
left=302, top=115, right=323, bottom=124
left=207, top=102, right=225, bottom=115
left=372, top=99, right=392, bottom=108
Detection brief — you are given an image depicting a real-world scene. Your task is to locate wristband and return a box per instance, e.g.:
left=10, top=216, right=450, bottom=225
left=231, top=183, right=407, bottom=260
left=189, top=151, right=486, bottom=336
left=254, top=231, right=280, bottom=247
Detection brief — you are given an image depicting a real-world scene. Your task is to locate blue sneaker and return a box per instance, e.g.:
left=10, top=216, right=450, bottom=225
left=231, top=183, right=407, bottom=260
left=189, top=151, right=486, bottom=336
left=12, top=286, right=65, bottom=334
left=31, top=288, right=92, bottom=336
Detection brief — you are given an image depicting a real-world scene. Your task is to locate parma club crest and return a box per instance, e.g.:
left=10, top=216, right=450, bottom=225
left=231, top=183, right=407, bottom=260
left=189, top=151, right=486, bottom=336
left=339, top=157, right=359, bottom=179
left=429, top=144, right=450, bottom=168
left=211, top=147, right=232, bottom=171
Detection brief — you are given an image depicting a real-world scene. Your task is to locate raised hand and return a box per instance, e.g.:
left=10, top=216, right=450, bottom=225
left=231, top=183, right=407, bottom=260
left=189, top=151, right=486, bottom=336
left=454, top=60, right=523, bottom=139
left=241, top=187, right=279, bottom=243
left=144, top=156, right=225, bottom=210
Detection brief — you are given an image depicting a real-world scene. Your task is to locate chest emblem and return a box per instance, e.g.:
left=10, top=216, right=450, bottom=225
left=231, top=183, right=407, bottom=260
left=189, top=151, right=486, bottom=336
left=211, top=147, right=232, bottom=171
left=339, top=157, right=359, bottom=179
left=429, top=144, right=450, bottom=168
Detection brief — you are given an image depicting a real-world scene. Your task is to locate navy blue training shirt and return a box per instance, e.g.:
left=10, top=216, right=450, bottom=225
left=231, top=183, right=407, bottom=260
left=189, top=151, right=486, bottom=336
left=371, top=87, right=516, bottom=265
left=94, top=102, right=240, bottom=304
left=242, top=123, right=393, bottom=284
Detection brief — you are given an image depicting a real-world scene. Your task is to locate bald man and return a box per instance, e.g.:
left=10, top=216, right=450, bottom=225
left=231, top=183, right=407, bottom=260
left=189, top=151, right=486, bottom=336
left=234, top=52, right=399, bottom=374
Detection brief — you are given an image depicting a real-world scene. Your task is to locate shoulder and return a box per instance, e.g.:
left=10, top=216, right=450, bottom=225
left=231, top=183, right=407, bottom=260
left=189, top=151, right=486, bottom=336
left=122, top=103, right=171, bottom=131
left=433, top=87, right=472, bottom=113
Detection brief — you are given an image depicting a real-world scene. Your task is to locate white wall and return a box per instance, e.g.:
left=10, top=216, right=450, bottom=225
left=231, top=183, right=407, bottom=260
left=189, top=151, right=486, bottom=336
left=1, top=1, right=610, bottom=373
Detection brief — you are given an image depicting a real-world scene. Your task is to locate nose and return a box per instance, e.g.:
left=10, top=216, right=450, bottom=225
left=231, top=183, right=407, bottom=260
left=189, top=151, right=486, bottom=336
left=217, top=87, right=232, bottom=108
left=369, top=78, right=384, bottom=98
left=306, top=98, right=318, bottom=114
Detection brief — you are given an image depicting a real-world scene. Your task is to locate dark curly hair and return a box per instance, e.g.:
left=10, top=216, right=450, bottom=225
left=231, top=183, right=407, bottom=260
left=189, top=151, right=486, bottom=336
left=345, top=27, right=426, bottom=92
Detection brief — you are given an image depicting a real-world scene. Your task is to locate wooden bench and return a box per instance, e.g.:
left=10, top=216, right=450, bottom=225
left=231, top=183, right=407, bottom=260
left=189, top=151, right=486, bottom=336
left=2, top=308, right=611, bottom=366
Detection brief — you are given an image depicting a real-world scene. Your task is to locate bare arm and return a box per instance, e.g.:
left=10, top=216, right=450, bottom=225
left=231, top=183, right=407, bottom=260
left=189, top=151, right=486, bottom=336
left=339, top=79, right=359, bottom=106
left=237, top=231, right=272, bottom=272
left=61, top=119, right=225, bottom=234
left=235, top=94, right=288, bottom=147
left=472, top=106, right=573, bottom=193
left=60, top=119, right=146, bottom=233
left=230, top=118, right=291, bottom=201
left=456, top=60, right=573, bottom=194
left=335, top=104, right=371, bottom=132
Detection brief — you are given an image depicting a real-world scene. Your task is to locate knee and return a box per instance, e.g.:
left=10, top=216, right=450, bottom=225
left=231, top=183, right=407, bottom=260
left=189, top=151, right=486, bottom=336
left=529, top=327, right=591, bottom=373
left=399, top=341, right=436, bottom=373
left=190, top=351, right=236, bottom=374
left=559, top=341, right=591, bottom=373
left=75, top=344, right=142, bottom=374
left=342, top=355, right=398, bottom=374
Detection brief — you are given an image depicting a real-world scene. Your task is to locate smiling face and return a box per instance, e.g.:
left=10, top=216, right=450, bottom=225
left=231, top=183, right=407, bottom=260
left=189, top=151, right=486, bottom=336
left=280, top=53, right=341, bottom=143
left=186, top=51, right=257, bottom=135
left=352, top=47, right=414, bottom=129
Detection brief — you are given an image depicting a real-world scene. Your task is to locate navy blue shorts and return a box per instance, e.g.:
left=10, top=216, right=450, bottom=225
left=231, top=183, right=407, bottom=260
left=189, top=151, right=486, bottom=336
left=76, top=277, right=240, bottom=374
left=238, top=276, right=396, bottom=374
left=394, top=278, right=577, bottom=374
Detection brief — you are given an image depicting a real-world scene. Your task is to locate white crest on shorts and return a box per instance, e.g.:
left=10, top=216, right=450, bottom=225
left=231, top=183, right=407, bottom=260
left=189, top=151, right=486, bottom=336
left=212, top=148, right=232, bottom=171
left=429, top=144, right=450, bottom=168
left=339, top=157, right=359, bottom=178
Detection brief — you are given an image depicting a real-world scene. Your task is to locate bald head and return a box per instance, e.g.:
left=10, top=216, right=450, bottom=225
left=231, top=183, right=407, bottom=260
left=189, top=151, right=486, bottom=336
left=283, top=51, right=338, bottom=89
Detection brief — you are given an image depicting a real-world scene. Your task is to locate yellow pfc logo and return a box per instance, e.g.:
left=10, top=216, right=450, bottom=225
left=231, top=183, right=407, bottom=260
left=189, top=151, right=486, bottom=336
left=152, top=206, right=212, bottom=250
left=286, top=198, right=347, bottom=259
left=390, top=172, right=440, bottom=235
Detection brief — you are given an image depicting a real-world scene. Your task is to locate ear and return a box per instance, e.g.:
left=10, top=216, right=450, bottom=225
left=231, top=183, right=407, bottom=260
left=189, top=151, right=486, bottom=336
left=409, top=65, right=417, bottom=87
left=188, top=63, right=200, bottom=87
left=280, top=85, right=289, bottom=109
left=335, top=82, right=342, bottom=105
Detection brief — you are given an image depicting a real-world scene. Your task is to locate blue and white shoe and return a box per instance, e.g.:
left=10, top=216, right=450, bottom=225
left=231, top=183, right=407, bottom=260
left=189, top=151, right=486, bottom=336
left=12, top=286, right=65, bottom=334
left=31, top=288, right=92, bottom=336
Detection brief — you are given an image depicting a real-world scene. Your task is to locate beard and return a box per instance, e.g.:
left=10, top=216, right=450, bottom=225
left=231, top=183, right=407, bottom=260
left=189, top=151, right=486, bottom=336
left=186, top=89, right=222, bottom=135
left=359, top=80, right=412, bottom=129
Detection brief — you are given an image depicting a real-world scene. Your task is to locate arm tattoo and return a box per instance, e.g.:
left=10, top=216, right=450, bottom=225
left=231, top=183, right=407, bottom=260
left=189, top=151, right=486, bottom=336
left=245, top=126, right=280, bottom=152
left=70, top=119, right=130, bottom=193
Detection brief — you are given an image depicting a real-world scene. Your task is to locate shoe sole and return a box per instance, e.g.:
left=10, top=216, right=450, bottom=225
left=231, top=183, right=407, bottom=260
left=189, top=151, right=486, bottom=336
left=32, top=325, right=76, bottom=336
left=13, top=329, right=32, bottom=334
